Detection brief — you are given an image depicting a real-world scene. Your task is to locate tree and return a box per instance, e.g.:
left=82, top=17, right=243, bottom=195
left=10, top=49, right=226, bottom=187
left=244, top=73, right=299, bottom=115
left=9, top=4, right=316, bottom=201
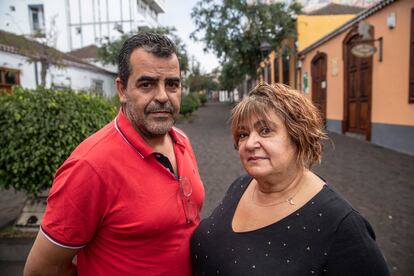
left=97, top=26, right=189, bottom=74
left=186, top=59, right=219, bottom=93
left=36, top=15, right=63, bottom=87
left=191, top=0, right=301, bottom=90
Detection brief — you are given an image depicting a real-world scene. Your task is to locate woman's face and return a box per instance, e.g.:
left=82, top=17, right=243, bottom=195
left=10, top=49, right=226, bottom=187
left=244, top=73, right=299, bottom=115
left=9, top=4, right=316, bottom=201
left=236, top=110, right=298, bottom=179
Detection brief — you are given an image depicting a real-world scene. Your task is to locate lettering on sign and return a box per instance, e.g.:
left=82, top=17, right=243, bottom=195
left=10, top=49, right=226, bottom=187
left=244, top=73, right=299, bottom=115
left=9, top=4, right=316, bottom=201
left=351, top=43, right=376, bottom=58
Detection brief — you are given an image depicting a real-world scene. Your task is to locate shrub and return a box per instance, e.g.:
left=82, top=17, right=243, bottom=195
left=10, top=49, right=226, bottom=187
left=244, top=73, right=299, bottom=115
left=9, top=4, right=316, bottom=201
left=199, top=92, right=208, bottom=105
left=188, top=93, right=201, bottom=109
left=0, top=86, right=117, bottom=196
left=180, top=94, right=196, bottom=117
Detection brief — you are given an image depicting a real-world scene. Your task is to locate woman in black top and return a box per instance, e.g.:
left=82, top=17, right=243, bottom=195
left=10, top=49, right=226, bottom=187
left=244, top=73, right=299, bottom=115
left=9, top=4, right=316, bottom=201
left=191, top=83, right=389, bottom=276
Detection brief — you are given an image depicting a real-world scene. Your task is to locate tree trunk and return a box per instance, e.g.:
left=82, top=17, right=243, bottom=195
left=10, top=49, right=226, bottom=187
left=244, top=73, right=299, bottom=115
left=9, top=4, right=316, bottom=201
left=40, top=60, right=49, bottom=87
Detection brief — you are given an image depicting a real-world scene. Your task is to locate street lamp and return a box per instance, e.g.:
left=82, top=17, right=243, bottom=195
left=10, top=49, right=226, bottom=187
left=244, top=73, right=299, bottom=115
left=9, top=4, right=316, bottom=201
left=260, top=41, right=271, bottom=83
left=260, top=41, right=271, bottom=59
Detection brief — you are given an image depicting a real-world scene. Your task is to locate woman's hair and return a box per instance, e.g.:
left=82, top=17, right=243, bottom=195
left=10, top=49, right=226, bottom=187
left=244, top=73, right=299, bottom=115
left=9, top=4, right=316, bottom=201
left=230, top=82, right=328, bottom=169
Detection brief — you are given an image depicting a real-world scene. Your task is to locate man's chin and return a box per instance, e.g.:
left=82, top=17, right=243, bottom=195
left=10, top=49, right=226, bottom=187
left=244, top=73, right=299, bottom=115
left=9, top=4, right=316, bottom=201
left=144, top=121, right=175, bottom=136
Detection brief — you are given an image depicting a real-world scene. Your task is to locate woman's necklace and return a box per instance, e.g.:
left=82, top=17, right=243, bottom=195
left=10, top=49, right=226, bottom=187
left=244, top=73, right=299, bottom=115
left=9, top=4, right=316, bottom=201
left=252, top=172, right=305, bottom=207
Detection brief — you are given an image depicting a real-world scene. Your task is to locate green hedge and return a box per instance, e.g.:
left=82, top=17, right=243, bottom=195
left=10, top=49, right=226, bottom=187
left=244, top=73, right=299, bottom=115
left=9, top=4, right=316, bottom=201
left=0, top=86, right=117, bottom=196
left=180, top=93, right=201, bottom=117
left=198, top=92, right=208, bottom=105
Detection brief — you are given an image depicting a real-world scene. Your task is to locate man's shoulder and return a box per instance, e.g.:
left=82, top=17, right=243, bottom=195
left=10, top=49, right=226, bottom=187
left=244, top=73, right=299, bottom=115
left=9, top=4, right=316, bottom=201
left=70, top=120, right=118, bottom=162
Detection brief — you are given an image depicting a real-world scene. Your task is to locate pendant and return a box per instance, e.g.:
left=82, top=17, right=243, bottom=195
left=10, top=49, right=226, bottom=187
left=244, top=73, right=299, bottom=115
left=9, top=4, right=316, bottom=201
left=288, top=198, right=295, bottom=205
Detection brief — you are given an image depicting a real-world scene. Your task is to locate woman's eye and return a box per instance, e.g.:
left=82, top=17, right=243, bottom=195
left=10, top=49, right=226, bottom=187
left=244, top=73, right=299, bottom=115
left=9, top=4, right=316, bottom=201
left=238, top=133, right=248, bottom=139
left=260, top=127, right=271, bottom=135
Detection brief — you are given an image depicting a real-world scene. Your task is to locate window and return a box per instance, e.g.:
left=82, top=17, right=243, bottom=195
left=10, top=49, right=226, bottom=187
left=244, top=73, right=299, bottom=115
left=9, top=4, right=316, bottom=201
left=282, top=49, right=290, bottom=85
left=273, top=57, right=279, bottom=83
left=28, top=5, right=45, bottom=36
left=265, top=64, right=271, bottom=84
left=91, top=79, right=104, bottom=96
left=0, top=67, right=20, bottom=93
left=409, top=8, right=414, bottom=103
left=137, top=0, right=147, bottom=14
left=149, top=8, right=157, bottom=20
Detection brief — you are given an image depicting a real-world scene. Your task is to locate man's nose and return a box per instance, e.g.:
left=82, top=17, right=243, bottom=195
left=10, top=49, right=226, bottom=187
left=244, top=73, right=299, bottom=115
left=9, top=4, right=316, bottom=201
left=154, top=84, right=169, bottom=103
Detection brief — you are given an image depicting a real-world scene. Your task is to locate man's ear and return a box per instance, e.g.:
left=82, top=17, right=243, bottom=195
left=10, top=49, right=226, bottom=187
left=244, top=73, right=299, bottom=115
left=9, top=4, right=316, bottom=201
left=115, top=77, right=127, bottom=104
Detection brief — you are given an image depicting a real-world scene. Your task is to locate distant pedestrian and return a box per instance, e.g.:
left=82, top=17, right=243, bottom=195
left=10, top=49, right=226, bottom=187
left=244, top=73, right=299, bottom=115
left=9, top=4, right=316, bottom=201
left=24, top=33, right=204, bottom=276
left=191, top=83, right=389, bottom=275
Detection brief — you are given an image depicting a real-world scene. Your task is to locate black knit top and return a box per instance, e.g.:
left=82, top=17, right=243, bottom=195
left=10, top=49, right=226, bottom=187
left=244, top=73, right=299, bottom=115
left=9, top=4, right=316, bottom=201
left=190, top=174, right=390, bottom=276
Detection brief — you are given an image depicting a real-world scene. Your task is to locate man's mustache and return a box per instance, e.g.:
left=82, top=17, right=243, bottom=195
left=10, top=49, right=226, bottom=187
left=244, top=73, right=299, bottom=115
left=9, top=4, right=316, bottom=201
left=145, top=102, right=174, bottom=114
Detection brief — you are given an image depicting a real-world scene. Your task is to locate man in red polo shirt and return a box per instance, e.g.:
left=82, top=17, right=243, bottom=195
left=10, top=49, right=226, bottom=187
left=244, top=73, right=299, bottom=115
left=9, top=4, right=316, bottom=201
left=24, top=33, right=204, bottom=276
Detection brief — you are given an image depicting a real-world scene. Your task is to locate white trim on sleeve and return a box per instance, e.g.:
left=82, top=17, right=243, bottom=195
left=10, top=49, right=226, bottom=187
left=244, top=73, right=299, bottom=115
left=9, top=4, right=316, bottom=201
left=40, top=226, right=86, bottom=250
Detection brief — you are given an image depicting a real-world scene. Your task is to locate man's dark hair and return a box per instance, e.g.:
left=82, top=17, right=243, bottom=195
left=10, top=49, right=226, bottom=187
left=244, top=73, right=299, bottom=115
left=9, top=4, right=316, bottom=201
left=118, top=32, right=178, bottom=86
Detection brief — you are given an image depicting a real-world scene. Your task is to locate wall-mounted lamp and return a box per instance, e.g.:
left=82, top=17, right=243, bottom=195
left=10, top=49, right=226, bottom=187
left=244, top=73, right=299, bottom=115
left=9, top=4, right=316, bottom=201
left=387, top=12, right=396, bottom=29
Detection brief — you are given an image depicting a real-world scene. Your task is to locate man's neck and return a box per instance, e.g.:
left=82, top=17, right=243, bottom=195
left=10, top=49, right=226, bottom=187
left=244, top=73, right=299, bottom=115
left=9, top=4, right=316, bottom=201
left=146, top=133, right=172, bottom=152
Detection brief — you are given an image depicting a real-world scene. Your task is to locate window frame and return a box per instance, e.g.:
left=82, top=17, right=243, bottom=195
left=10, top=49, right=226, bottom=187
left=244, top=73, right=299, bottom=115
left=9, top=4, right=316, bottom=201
left=91, top=79, right=104, bottom=96
left=0, top=67, right=21, bottom=93
left=28, top=4, right=45, bottom=36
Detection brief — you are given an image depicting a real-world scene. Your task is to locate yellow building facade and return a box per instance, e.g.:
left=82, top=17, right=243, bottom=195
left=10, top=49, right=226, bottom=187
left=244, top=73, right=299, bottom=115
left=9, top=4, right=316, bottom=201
left=298, top=0, right=414, bottom=155
left=297, top=14, right=358, bottom=51
left=258, top=3, right=362, bottom=88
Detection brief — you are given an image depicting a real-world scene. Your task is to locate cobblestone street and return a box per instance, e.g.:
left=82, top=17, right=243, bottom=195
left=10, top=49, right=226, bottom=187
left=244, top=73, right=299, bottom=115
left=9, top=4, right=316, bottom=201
left=176, top=102, right=414, bottom=276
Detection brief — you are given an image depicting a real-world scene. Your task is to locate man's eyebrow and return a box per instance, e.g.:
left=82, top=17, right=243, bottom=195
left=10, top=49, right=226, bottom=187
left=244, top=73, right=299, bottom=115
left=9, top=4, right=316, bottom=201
left=165, top=77, right=181, bottom=82
left=137, top=76, right=158, bottom=82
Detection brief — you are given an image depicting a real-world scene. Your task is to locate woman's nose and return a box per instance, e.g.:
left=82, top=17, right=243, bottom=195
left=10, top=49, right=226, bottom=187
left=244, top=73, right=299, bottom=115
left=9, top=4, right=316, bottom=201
left=245, top=132, right=260, bottom=150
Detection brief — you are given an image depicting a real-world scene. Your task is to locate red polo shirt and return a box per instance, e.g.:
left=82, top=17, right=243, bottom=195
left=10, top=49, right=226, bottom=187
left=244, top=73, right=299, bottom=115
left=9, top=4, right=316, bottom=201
left=41, top=110, right=204, bottom=276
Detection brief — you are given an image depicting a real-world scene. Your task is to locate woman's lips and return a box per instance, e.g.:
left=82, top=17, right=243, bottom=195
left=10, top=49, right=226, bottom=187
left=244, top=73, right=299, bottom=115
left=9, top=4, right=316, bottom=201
left=248, top=156, right=267, bottom=161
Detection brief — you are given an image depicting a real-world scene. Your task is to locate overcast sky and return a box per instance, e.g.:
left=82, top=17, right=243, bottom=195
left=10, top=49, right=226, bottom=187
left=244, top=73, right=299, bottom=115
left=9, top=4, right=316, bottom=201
left=158, top=0, right=220, bottom=73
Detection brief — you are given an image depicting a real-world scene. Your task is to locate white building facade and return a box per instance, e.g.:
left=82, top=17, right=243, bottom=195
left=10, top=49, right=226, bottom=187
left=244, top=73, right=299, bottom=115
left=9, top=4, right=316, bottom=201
left=0, top=45, right=116, bottom=97
left=0, top=0, right=165, bottom=52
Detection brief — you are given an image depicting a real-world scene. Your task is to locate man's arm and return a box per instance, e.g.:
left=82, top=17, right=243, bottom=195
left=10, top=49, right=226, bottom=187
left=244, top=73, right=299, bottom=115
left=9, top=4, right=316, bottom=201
left=24, top=230, right=78, bottom=276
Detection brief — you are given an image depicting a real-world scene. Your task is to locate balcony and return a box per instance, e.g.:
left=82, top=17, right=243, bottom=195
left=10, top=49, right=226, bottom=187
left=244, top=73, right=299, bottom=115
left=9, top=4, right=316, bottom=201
left=145, top=0, right=165, bottom=14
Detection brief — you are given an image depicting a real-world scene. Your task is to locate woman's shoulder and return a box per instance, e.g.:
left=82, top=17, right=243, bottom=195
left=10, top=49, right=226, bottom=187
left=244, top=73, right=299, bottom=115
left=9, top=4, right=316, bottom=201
left=318, top=184, right=378, bottom=237
left=225, top=173, right=252, bottom=194
left=319, top=184, right=356, bottom=216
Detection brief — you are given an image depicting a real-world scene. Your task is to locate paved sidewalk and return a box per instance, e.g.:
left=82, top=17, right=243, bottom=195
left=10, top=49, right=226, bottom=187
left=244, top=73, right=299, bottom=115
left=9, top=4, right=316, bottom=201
left=176, top=102, right=414, bottom=276
left=0, top=188, right=26, bottom=229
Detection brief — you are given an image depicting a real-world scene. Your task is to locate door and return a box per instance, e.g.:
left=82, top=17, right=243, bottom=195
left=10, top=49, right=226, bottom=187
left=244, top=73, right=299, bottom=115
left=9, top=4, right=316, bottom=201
left=343, top=29, right=373, bottom=139
left=311, top=52, right=327, bottom=124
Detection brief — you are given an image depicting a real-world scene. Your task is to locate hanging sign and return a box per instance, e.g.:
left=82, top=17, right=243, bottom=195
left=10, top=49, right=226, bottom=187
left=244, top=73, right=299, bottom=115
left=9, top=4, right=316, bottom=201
left=351, top=42, right=376, bottom=58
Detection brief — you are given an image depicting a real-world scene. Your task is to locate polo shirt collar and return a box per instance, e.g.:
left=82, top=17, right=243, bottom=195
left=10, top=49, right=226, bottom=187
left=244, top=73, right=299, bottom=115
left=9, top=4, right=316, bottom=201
left=114, top=110, right=186, bottom=158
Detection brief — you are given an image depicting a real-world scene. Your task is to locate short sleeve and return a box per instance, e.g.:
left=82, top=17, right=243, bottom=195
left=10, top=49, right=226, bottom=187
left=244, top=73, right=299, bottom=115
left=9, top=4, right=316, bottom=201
left=41, top=158, right=107, bottom=249
left=325, top=211, right=390, bottom=276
